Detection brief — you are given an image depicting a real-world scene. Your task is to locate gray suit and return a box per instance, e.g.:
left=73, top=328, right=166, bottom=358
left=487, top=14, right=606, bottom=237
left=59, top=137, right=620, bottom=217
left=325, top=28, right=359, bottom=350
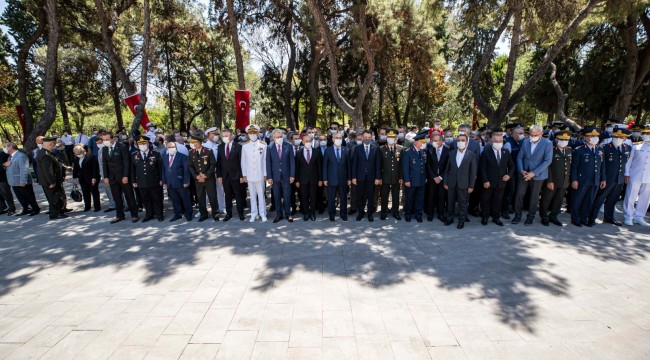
left=515, top=138, right=553, bottom=219
left=444, top=149, right=477, bottom=222
left=5, top=150, right=40, bottom=213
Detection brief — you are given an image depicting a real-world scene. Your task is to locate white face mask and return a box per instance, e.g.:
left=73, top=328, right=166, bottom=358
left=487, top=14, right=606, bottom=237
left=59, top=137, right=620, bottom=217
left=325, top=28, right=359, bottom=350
left=248, top=134, right=257, bottom=141
left=222, top=137, right=231, bottom=144
left=76, top=154, right=85, bottom=159
left=334, top=139, right=342, bottom=146
left=531, top=136, right=540, bottom=142
left=356, top=140, right=362, bottom=145
left=589, top=137, right=599, bottom=145
left=119, top=135, right=127, bottom=140
left=431, top=141, right=440, bottom=149
left=293, top=139, right=301, bottom=146
left=643, top=135, right=650, bottom=142
left=517, top=134, right=525, bottom=141
left=387, top=138, right=395, bottom=145
left=419, top=142, right=427, bottom=150
left=445, top=137, right=454, bottom=144
left=492, top=142, right=503, bottom=150
left=190, top=143, right=196, bottom=150
left=139, top=144, right=148, bottom=152
left=612, top=138, right=624, bottom=147
left=167, top=148, right=177, bottom=156
left=97, top=143, right=104, bottom=149
left=379, top=135, right=387, bottom=141
left=37, top=144, right=43, bottom=149
left=557, top=140, right=569, bottom=148
left=102, top=140, right=111, bottom=147
left=274, top=138, right=283, bottom=145
left=457, top=141, right=467, bottom=150
left=397, top=133, right=405, bottom=140
left=303, top=142, right=313, bottom=149
left=319, top=141, right=327, bottom=147
left=606, top=127, right=614, bottom=134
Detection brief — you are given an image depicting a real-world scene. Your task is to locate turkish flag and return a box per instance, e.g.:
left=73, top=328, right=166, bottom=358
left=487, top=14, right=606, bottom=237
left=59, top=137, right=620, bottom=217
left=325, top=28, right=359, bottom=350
left=16, top=105, right=26, bottom=144
left=123, top=93, right=150, bottom=130
left=235, top=90, right=250, bottom=130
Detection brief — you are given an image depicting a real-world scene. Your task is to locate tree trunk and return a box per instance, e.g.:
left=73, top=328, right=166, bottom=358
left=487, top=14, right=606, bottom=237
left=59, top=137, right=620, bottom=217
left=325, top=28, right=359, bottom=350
left=283, top=6, right=297, bottom=129
left=16, top=9, right=46, bottom=138
left=55, top=77, right=71, bottom=132
left=132, top=0, right=151, bottom=134
left=377, top=68, right=385, bottom=127
left=610, top=13, right=650, bottom=121
left=164, top=44, right=174, bottom=130
left=306, top=40, right=323, bottom=127
left=549, top=62, right=583, bottom=130
left=24, top=0, right=59, bottom=154
left=226, top=0, right=246, bottom=89
left=109, top=64, right=124, bottom=130
left=403, top=78, right=414, bottom=126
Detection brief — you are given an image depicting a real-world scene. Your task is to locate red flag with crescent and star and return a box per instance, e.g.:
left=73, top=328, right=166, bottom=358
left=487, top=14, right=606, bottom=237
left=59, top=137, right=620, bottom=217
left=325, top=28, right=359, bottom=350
left=123, top=93, right=151, bottom=130
left=235, top=90, right=250, bottom=130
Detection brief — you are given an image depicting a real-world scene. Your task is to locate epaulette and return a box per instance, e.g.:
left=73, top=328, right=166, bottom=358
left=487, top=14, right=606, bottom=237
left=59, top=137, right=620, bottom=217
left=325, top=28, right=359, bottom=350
left=260, top=141, right=266, bottom=145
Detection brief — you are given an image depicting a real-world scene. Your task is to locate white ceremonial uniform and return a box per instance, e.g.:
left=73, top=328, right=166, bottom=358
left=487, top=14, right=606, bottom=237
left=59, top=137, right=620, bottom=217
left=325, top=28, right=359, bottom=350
left=241, top=139, right=268, bottom=220
left=624, top=142, right=650, bottom=222
left=145, top=130, right=157, bottom=142
left=204, top=139, right=226, bottom=213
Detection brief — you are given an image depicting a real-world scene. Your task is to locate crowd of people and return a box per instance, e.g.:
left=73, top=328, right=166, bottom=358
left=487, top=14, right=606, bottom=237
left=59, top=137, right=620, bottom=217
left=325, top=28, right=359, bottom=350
left=1, top=119, right=649, bottom=230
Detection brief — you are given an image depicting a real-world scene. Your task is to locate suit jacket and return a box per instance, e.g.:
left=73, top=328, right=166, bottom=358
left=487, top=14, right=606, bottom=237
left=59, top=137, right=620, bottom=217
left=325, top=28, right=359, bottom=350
left=216, top=143, right=242, bottom=180
left=132, top=151, right=163, bottom=187
left=426, top=146, right=449, bottom=180
left=444, top=149, right=477, bottom=189
left=0, top=152, right=8, bottom=183
left=546, top=146, right=572, bottom=189
left=102, top=142, right=132, bottom=182
left=296, top=147, right=322, bottom=185
left=73, top=154, right=100, bottom=185
left=36, top=149, right=65, bottom=187
left=517, top=138, right=553, bottom=180
left=450, top=138, right=481, bottom=157
left=189, top=147, right=217, bottom=180
left=379, top=144, right=403, bottom=184
left=602, top=143, right=629, bottom=185
left=322, top=146, right=350, bottom=186
left=162, top=152, right=190, bottom=189
left=5, top=151, right=32, bottom=187
left=351, top=143, right=381, bottom=181
left=266, top=141, right=295, bottom=182
left=479, top=145, right=514, bottom=189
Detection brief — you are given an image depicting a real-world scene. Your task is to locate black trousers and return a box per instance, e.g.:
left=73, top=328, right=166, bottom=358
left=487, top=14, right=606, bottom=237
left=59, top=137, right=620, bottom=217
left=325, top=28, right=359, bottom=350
left=139, top=185, right=163, bottom=218
left=380, top=182, right=400, bottom=215
left=300, top=182, right=318, bottom=214
left=540, top=185, right=567, bottom=221
left=502, top=176, right=517, bottom=213
left=110, top=181, right=138, bottom=218
left=80, top=181, right=101, bottom=211
left=327, top=184, right=348, bottom=217
left=514, top=176, right=544, bottom=218
left=356, top=179, right=375, bottom=214
left=0, top=182, right=16, bottom=212
left=480, top=186, right=505, bottom=219
left=590, top=183, right=623, bottom=222
left=447, top=186, right=469, bottom=222
left=469, top=177, right=481, bottom=214
left=12, top=184, right=40, bottom=213
left=426, top=179, right=446, bottom=218
left=42, top=183, right=65, bottom=218
left=196, top=179, right=218, bottom=217
left=223, top=178, right=243, bottom=216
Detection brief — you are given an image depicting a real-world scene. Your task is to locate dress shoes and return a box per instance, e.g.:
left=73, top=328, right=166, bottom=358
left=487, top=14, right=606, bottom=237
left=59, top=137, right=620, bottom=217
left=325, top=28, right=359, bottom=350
left=223, top=214, right=232, bottom=222
left=492, top=218, right=503, bottom=226
left=457, top=222, right=465, bottom=229
left=110, top=217, right=125, bottom=224
left=170, top=214, right=182, bottom=222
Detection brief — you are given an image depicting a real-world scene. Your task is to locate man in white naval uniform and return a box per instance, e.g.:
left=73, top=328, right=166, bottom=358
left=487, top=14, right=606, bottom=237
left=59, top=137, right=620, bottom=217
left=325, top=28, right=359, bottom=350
left=204, top=127, right=226, bottom=214
left=145, top=123, right=157, bottom=143
left=241, top=125, right=268, bottom=222
left=623, top=128, right=650, bottom=226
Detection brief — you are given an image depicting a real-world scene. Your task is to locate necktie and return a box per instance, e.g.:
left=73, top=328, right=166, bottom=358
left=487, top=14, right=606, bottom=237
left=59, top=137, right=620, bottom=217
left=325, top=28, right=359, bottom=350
left=169, top=155, right=174, bottom=167
left=437, top=149, right=441, bottom=161
left=307, top=149, right=311, bottom=164
left=142, top=152, right=147, bottom=161
left=277, top=145, right=281, bottom=159
left=336, top=148, right=340, bottom=162
left=496, top=150, right=501, bottom=162
left=365, top=145, right=369, bottom=159
left=226, top=144, right=230, bottom=159
left=390, top=146, right=394, bottom=156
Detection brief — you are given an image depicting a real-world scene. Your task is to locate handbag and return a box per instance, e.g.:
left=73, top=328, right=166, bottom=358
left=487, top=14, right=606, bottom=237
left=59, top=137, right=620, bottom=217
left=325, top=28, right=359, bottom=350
left=70, top=184, right=83, bottom=202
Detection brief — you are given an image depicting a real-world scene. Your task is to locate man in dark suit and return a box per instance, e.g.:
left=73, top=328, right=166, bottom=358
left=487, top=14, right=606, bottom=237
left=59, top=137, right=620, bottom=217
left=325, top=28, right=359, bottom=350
left=426, top=133, right=449, bottom=222
left=37, top=136, right=69, bottom=220
left=216, top=130, right=245, bottom=221
left=267, top=129, right=296, bottom=222
left=539, top=130, right=572, bottom=226
left=322, top=132, right=350, bottom=221
left=102, top=132, right=139, bottom=223
left=132, top=136, right=164, bottom=222
left=72, top=145, right=101, bottom=212
left=402, top=132, right=428, bottom=223
left=444, top=134, right=477, bottom=229
left=190, top=135, right=219, bottom=222
left=289, top=132, right=303, bottom=215
left=351, top=130, right=382, bottom=221
left=295, top=133, right=322, bottom=221
left=379, top=130, right=403, bottom=220
left=162, top=141, right=193, bottom=222
left=589, top=130, right=629, bottom=226
left=479, top=134, right=514, bottom=226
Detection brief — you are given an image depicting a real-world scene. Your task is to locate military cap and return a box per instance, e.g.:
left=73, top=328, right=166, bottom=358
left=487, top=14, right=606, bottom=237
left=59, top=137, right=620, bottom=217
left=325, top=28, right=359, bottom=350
left=246, top=124, right=260, bottom=134
left=612, top=130, right=628, bottom=139
left=582, top=127, right=600, bottom=137
left=189, top=134, right=204, bottom=143
left=205, top=127, right=218, bottom=135
left=413, top=130, right=429, bottom=142
left=137, top=136, right=150, bottom=144
left=555, top=131, right=571, bottom=140
left=42, top=135, right=57, bottom=142
left=387, top=129, right=398, bottom=137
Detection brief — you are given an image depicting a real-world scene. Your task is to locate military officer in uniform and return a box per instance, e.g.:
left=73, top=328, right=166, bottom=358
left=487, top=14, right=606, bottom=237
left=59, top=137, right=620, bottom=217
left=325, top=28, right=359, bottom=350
left=241, top=125, right=268, bottom=222
left=189, top=134, right=219, bottom=222
left=37, top=136, right=69, bottom=220
left=570, top=128, right=606, bottom=227
left=623, top=128, right=650, bottom=226
left=132, top=136, right=164, bottom=222
left=402, top=131, right=428, bottom=222
left=589, top=130, right=629, bottom=226
left=379, top=129, right=403, bottom=220
left=539, top=130, right=572, bottom=226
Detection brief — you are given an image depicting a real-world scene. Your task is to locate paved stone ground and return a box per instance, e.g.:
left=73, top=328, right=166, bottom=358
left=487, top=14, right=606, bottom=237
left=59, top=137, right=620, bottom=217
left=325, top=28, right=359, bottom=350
left=0, top=185, right=649, bottom=359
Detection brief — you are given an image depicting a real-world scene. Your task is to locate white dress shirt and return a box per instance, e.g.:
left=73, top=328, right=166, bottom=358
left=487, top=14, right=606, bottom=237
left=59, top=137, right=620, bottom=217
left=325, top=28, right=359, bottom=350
left=456, top=149, right=466, bottom=167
